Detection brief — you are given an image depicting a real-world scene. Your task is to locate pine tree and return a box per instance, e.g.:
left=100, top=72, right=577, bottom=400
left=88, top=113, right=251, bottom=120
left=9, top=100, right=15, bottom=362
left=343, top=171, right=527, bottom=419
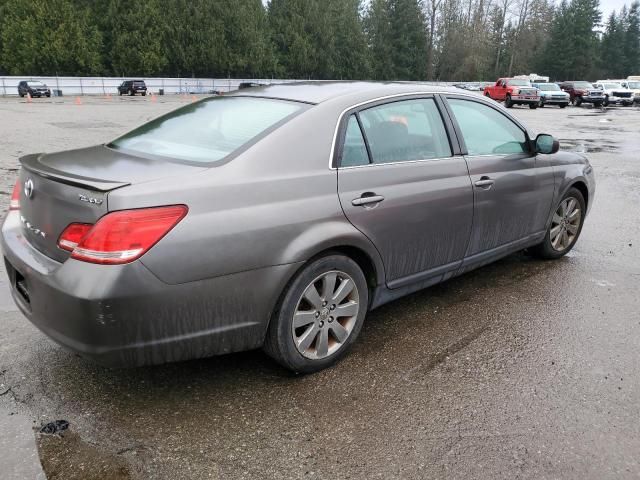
left=0, top=0, right=102, bottom=75
left=600, top=11, right=626, bottom=78
left=104, top=0, right=168, bottom=76
left=624, top=1, right=640, bottom=75
left=365, top=0, right=395, bottom=79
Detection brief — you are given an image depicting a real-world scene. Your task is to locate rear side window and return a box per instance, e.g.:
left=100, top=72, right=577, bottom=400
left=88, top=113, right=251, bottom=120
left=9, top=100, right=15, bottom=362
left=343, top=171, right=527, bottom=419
left=358, top=98, right=451, bottom=164
left=109, top=97, right=304, bottom=163
left=340, top=115, right=369, bottom=167
left=448, top=99, right=528, bottom=156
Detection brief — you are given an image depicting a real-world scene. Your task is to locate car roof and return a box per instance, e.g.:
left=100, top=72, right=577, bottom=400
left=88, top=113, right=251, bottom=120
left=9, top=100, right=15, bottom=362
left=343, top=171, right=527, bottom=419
left=227, top=81, right=462, bottom=105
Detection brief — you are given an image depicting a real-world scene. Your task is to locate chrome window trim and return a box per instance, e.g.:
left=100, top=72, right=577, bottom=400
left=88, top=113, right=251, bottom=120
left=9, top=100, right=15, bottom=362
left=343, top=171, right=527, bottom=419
left=337, top=155, right=461, bottom=170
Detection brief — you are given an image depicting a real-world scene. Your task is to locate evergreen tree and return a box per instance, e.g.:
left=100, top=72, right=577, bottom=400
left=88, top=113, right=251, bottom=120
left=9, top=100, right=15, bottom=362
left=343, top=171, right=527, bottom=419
left=365, top=0, right=428, bottom=80
left=0, top=0, right=102, bottom=75
left=600, top=11, right=627, bottom=78
left=624, top=1, right=640, bottom=75
left=104, top=0, right=168, bottom=76
left=365, top=0, right=395, bottom=79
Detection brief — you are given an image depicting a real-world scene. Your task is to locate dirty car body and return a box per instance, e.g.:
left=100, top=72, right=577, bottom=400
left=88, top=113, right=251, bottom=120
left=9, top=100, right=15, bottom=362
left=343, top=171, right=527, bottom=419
left=1, top=82, right=595, bottom=369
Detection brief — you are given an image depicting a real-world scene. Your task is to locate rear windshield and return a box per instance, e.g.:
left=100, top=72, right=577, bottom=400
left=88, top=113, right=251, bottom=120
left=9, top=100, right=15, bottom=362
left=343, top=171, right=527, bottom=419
left=507, top=80, right=531, bottom=86
left=109, top=97, right=305, bottom=164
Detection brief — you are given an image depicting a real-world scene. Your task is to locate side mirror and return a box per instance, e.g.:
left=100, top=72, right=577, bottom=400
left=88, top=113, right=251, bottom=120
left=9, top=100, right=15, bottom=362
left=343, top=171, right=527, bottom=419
left=535, top=134, right=559, bottom=154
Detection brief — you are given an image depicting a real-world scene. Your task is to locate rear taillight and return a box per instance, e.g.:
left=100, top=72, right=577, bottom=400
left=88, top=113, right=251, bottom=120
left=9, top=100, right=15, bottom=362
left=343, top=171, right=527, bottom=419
left=9, top=179, right=21, bottom=210
left=60, top=205, right=187, bottom=265
left=58, top=223, right=93, bottom=251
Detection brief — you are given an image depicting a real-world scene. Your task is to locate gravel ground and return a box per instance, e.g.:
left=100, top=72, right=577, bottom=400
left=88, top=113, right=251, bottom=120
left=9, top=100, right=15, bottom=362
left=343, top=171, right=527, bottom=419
left=0, top=94, right=639, bottom=479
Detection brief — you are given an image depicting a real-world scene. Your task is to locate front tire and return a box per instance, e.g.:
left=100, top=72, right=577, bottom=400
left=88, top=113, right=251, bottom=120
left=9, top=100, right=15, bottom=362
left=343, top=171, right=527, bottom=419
left=530, top=187, right=586, bottom=259
left=505, top=95, right=513, bottom=108
left=575, top=97, right=583, bottom=107
left=264, top=254, right=368, bottom=373
left=529, top=103, right=538, bottom=109
left=603, top=95, right=609, bottom=107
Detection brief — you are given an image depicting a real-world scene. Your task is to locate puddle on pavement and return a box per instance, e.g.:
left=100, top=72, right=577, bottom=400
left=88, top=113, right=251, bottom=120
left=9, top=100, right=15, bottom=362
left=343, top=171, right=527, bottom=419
left=37, top=425, right=133, bottom=480
left=559, top=138, right=619, bottom=153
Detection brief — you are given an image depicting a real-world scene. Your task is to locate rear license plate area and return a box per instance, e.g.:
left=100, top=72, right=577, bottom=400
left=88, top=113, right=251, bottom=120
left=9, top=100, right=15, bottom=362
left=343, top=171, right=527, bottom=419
left=4, top=258, right=31, bottom=306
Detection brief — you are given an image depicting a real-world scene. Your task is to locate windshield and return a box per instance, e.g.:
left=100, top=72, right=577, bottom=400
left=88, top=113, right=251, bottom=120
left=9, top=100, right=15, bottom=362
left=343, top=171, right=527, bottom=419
left=507, top=80, right=531, bottom=86
left=109, top=97, right=305, bottom=164
left=27, top=82, right=45, bottom=87
left=536, top=84, right=560, bottom=91
left=573, top=82, right=593, bottom=88
left=627, top=81, right=640, bottom=89
left=602, top=83, right=622, bottom=89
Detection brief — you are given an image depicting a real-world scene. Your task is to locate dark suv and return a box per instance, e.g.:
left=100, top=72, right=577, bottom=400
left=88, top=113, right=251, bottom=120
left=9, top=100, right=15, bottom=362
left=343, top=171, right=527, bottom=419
left=17, top=81, right=51, bottom=98
left=559, top=81, right=605, bottom=106
left=118, top=80, right=147, bottom=96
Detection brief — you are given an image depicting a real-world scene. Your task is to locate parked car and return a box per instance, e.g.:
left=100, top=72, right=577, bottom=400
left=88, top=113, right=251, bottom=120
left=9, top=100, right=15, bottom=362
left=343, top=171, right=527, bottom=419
left=17, top=81, right=51, bottom=98
left=592, top=81, right=634, bottom=106
left=238, top=82, right=265, bottom=90
left=2, top=83, right=595, bottom=373
left=484, top=78, right=540, bottom=108
left=605, top=79, right=640, bottom=104
left=532, top=83, right=570, bottom=108
left=558, top=81, right=605, bottom=107
left=118, top=80, right=147, bottom=96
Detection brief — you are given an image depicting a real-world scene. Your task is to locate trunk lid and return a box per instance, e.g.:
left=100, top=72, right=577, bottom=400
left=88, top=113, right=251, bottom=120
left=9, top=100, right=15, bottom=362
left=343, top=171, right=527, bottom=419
left=18, top=145, right=206, bottom=262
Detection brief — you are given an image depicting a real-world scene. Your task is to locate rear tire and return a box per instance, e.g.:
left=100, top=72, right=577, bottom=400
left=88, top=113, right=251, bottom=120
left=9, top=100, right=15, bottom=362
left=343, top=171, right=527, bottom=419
left=530, top=187, right=586, bottom=260
left=529, top=103, right=538, bottom=109
left=559, top=104, right=567, bottom=108
left=129, top=89, right=134, bottom=96
left=264, top=254, right=369, bottom=373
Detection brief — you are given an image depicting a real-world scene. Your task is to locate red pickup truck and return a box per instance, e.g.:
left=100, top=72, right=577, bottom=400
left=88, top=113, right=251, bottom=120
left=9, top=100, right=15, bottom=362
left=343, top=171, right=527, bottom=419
left=484, top=78, right=540, bottom=109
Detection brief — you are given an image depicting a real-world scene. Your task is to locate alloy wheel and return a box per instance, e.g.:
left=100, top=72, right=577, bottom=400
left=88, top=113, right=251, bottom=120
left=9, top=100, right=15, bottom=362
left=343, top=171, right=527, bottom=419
left=550, top=197, right=582, bottom=251
left=292, top=270, right=360, bottom=360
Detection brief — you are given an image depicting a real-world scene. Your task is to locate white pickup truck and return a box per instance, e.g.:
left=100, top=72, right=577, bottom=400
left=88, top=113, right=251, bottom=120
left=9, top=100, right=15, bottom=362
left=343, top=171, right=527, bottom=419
left=593, top=81, right=635, bottom=106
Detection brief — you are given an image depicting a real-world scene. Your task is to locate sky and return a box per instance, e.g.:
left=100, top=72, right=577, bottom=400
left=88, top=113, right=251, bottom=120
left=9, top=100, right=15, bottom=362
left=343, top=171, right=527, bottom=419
left=599, top=0, right=632, bottom=18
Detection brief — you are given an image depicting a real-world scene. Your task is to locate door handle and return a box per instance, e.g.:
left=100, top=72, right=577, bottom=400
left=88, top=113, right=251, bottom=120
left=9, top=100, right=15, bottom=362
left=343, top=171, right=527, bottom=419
left=352, top=193, right=385, bottom=207
left=474, top=177, right=495, bottom=189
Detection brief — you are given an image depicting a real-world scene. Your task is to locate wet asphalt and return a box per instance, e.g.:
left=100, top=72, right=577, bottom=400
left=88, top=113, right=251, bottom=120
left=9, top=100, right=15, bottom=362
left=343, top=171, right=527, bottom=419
left=0, top=96, right=638, bottom=479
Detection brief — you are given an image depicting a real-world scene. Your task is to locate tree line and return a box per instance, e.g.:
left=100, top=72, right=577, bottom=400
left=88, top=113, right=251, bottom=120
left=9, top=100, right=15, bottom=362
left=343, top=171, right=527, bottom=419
left=0, top=0, right=638, bottom=81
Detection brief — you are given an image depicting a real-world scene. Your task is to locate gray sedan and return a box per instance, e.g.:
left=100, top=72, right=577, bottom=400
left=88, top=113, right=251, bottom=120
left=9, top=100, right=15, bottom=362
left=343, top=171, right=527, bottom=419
left=1, top=82, right=595, bottom=373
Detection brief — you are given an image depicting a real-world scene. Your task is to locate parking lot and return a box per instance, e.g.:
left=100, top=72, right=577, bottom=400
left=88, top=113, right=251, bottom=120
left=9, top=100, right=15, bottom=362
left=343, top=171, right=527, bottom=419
left=0, top=95, right=639, bottom=479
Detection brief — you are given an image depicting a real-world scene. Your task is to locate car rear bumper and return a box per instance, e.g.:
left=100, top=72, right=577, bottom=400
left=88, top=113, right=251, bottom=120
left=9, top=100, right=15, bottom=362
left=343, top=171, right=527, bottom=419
left=1, top=211, right=300, bottom=367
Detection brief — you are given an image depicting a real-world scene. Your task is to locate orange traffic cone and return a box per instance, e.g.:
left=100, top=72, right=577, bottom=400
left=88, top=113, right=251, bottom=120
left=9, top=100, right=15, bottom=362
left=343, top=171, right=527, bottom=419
left=26, top=92, right=32, bottom=103
left=150, top=93, right=157, bottom=103
left=75, top=97, right=83, bottom=105
left=105, top=93, right=112, bottom=101
left=191, top=95, right=197, bottom=102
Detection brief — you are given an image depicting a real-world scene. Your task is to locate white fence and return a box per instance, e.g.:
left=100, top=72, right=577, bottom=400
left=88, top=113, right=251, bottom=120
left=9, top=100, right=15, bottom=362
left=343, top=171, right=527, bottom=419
left=0, top=76, right=457, bottom=96
left=0, top=76, right=305, bottom=96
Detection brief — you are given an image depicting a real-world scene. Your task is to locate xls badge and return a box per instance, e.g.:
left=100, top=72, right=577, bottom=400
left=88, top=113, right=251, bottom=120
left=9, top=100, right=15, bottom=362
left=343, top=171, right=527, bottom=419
left=78, top=194, right=104, bottom=206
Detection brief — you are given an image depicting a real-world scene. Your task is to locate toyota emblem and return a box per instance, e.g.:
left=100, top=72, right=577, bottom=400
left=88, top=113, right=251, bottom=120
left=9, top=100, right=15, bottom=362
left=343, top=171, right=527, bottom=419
left=24, top=178, right=34, bottom=199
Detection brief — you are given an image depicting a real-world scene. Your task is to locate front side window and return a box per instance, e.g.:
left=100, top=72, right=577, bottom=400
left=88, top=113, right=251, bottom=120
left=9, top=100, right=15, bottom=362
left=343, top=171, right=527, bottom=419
left=448, top=99, right=528, bottom=156
left=109, top=96, right=304, bottom=163
left=358, top=98, right=451, bottom=164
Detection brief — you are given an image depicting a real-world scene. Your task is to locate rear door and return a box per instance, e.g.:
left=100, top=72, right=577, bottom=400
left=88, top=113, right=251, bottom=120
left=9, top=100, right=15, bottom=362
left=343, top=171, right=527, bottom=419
left=336, top=96, right=474, bottom=287
left=443, top=96, right=555, bottom=258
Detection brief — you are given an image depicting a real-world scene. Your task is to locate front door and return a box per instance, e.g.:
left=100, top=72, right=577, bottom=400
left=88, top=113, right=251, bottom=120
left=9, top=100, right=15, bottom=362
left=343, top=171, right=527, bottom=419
left=445, top=96, right=555, bottom=257
left=336, top=96, right=474, bottom=287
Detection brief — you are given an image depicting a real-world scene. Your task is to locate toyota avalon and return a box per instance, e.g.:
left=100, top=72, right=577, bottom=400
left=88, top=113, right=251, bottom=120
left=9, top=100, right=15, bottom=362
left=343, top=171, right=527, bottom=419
left=2, top=82, right=595, bottom=373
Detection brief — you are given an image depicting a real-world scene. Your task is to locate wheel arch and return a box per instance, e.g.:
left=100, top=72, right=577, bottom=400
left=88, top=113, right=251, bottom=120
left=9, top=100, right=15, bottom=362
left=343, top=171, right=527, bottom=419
left=570, top=180, right=589, bottom=209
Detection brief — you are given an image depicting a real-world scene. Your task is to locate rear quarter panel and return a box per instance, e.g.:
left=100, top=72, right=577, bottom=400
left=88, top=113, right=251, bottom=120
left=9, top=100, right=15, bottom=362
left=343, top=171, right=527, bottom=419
left=107, top=101, right=384, bottom=286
